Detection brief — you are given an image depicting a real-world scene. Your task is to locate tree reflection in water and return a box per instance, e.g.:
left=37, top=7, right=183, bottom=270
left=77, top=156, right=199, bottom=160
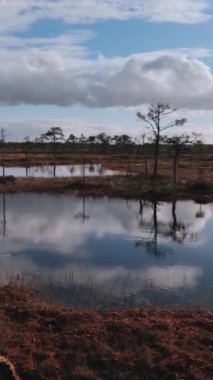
left=165, top=200, right=199, bottom=244
left=74, top=195, right=90, bottom=223
left=136, top=200, right=172, bottom=257
left=0, top=193, right=6, bottom=239
left=195, top=203, right=205, bottom=219
left=32, top=165, right=55, bottom=177
left=164, top=200, right=189, bottom=244
left=69, top=165, right=75, bottom=174
left=89, top=164, right=95, bottom=172
left=136, top=199, right=200, bottom=256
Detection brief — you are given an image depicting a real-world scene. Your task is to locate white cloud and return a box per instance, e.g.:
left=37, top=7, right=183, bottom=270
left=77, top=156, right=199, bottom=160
left=0, top=31, right=94, bottom=57
left=0, top=45, right=213, bottom=111
left=142, top=0, right=212, bottom=24
left=0, top=2, right=213, bottom=138
left=87, top=54, right=213, bottom=109
left=0, top=0, right=212, bottom=34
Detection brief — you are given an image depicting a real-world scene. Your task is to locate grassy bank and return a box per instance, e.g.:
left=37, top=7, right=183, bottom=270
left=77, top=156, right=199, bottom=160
left=0, top=175, right=212, bottom=202
left=1, top=150, right=213, bottom=201
left=0, top=285, right=212, bottom=380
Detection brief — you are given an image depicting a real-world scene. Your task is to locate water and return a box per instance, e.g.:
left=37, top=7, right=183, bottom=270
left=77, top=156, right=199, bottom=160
left=0, top=194, right=212, bottom=308
left=4, top=164, right=119, bottom=178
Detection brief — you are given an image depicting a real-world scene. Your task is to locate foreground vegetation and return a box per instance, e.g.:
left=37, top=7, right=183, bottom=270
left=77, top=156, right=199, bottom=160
left=0, top=285, right=212, bottom=380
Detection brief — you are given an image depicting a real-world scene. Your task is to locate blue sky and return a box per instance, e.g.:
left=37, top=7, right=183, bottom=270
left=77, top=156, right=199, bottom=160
left=0, top=1, right=213, bottom=141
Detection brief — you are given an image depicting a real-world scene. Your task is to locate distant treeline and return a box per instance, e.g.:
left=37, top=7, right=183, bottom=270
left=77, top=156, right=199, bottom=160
left=0, top=134, right=212, bottom=156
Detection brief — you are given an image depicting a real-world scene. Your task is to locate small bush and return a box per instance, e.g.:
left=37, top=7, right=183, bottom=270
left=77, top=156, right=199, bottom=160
left=189, top=181, right=211, bottom=194
left=0, top=175, right=16, bottom=184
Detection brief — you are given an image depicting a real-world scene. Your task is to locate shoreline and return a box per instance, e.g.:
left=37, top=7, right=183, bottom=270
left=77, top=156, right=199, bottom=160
left=0, top=175, right=212, bottom=202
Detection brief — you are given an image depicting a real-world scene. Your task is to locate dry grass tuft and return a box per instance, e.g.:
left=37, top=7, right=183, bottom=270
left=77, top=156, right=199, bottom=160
left=0, top=356, right=20, bottom=380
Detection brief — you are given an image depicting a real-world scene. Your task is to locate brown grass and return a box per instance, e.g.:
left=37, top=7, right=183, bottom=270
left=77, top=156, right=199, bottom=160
left=0, top=175, right=212, bottom=202
left=0, top=285, right=212, bottom=380
left=0, top=151, right=213, bottom=201
left=2, top=151, right=213, bottom=181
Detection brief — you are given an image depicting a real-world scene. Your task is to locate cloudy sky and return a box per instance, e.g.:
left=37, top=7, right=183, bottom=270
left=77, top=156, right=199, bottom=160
left=0, top=0, right=213, bottom=141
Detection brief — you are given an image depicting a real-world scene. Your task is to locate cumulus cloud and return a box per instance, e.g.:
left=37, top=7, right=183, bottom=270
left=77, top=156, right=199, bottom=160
left=0, top=0, right=212, bottom=33
left=87, top=54, right=213, bottom=109
left=0, top=2, right=212, bottom=111
left=0, top=45, right=213, bottom=110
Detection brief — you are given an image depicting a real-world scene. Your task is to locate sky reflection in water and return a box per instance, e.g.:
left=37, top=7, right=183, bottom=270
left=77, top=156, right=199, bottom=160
left=0, top=194, right=212, bottom=307
left=4, top=164, right=118, bottom=178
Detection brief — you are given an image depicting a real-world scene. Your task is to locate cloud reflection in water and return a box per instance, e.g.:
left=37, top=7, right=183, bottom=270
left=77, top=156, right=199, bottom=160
left=0, top=194, right=212, bottom=306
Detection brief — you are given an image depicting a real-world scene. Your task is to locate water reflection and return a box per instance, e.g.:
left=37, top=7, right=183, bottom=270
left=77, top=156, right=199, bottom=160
left=4, top=164, right=119, bottom=178
left=168, top=200, right=188, bottom=243
left=136, top=201, right=172, bottom=257
left=136, top=199, right=199, bottom=256
left=74, top=196, right=90, bottom=223
left=195, top=203, right=205, bottom=219
left=0, top=194, right=212, bottom=308
left=0, top=193, right=6, bottom=238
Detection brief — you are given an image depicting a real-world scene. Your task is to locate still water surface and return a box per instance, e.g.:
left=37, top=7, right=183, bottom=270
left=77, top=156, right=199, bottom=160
left=0, top=194, right=212, bottom=308
left=4, top=164, right=118, bottom=177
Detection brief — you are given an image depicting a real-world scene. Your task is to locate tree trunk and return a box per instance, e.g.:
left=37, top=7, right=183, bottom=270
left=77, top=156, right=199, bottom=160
left=2, top=193, right=6, bottom=238
left=153, top=135, right=159, bottom=179
left=153, top=201, right=158, bottom=255
left=52, top=136, right=56, bottom=159
left=143, top=144, right=148, bottom=178
left=53, top=164, right=56, bottom=178
left=173, top=152, right=179, bottom=184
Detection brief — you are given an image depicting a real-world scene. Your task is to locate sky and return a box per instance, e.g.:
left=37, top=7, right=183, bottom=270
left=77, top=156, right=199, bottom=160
left=0, top=0, right=213, bottom=142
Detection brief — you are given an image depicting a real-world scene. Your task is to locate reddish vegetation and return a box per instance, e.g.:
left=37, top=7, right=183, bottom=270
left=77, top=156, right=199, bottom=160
left=0, top=152, right=213, bottom=201
left=2, top=151, right=213, bottom=182
left=0, top=285, right=212, bottom=380
left=0, top=175, right=212, bottom=203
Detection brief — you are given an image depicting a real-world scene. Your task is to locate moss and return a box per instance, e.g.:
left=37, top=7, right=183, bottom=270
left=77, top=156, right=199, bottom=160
left=0, top=285, right=212, bottom=380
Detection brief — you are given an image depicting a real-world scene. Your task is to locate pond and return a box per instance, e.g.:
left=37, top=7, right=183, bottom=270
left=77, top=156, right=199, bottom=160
left=3, top=164, right=119, bottom=178
left=0, top=194, right=212, bottom=309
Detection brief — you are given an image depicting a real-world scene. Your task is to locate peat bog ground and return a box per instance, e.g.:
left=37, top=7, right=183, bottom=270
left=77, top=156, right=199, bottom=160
left=0, top=285, right=212, bottom=380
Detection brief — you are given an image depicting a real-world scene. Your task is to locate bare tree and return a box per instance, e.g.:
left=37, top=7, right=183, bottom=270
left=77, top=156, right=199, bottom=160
left=0, top=126, right=6, bottom=177
left=141, top=133, right=148, bottom=178
left=23, top=136, right=31, bottom=177
left=137, top=103, right=187, bottom=179
left=163, top=132, right=202, bottom=183
left=0, top=193, right=6, bottom=238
